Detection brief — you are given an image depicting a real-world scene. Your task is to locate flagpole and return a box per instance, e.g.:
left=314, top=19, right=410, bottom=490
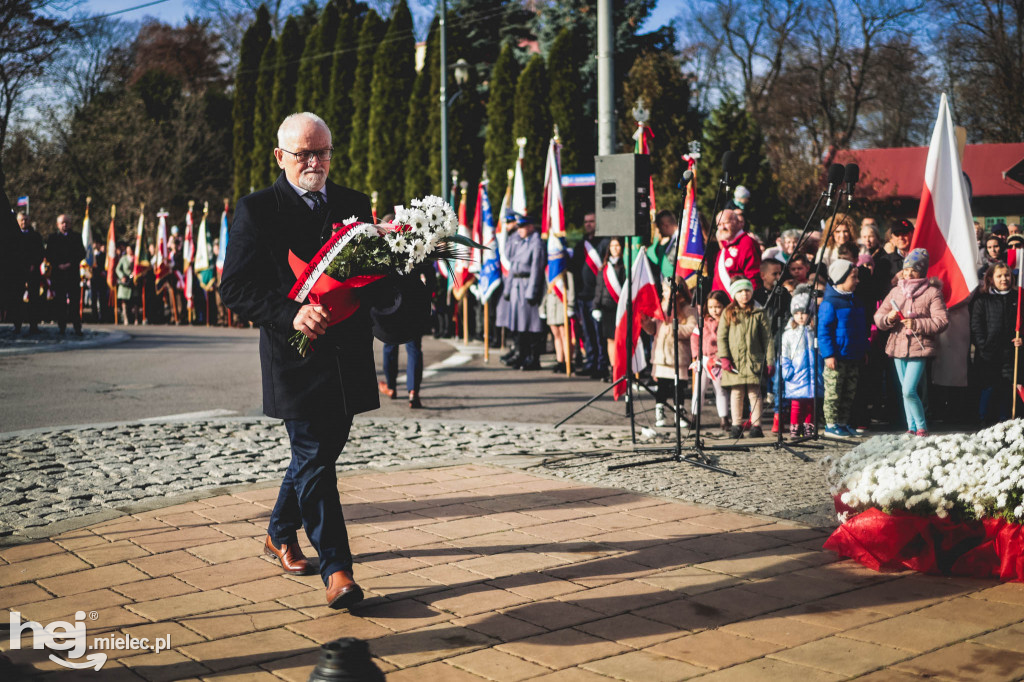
left=483, top=300, right=489, bottom=362
left=562, top=271, right=571, bottom=376
left=1015, top=248, right=1022, bottom=418
left=111, top=204, right=118, bottom=326
left=80, top=197, right=91, bottom=320
left=139, top=204, right=147, bottom=324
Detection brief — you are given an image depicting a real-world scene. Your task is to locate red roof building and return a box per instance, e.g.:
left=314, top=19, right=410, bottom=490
left=834, top=143, right=1024, bottom=225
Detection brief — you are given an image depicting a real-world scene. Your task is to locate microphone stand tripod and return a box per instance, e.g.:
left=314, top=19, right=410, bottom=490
left=609, top=162, right=744, bottom=475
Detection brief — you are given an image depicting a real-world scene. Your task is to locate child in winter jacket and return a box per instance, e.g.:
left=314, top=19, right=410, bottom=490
left=781, top=288, right=824, bottom=437
left=818, top=259, right=870, bottom=436
left=718, top=278, right=773, bottom=439
left=971, top=262, right=1021, bottom=424
left=873, top=248, right=949, bottom=436
left=642, top=278, right=698, bottom=427
left=690, top=290, right=732, bottom=433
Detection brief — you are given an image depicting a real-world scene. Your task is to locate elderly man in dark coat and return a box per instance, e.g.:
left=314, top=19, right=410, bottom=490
left=221, top=111, right=390, bottom=611
left=504, top=213, right=546, bottom=370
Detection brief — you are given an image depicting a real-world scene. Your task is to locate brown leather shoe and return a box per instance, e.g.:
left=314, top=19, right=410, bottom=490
left=377, top=381, right=396, bottom=399
left=263, top=535, right=314, bottom=575
left=326, top=569, right=364, bottom=610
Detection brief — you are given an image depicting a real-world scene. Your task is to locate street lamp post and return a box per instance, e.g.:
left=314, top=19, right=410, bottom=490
left=439, top=0, right=470, bottom=203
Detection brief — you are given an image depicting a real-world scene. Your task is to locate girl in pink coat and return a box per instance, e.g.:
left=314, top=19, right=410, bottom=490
left=873, top=248, right=949, bottom=436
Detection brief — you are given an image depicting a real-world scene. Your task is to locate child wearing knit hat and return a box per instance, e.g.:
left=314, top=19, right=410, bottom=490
left=780, top=287, right=823, bottom=437
left=819, top=258, right=869, bottom=436
left=718, top=278, right=773, bottom=439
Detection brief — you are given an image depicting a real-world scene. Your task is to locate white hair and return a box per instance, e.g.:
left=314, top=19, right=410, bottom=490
left=277, top=112, right=331, bottom=147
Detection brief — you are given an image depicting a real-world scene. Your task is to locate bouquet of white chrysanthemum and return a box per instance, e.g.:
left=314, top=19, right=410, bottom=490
left=287, top=195, right=481, bottom=356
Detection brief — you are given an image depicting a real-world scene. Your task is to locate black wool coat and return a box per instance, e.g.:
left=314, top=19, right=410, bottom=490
left=220, top=173, right=380, bottom=420
left=970, top=290, right=1019, bottom=384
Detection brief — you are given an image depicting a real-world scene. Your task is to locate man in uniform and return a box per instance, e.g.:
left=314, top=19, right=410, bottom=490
left=45, top=214, right=86, bottom=335
left=13, top=211, right=44, bottom=334
left=503, top=213, right=546, bottom=370
left=221, top=112, right=389, bottom=610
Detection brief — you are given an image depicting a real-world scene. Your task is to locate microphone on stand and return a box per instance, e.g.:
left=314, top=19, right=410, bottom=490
left=678, top=169, right=694, bottom=189
left=824, top=163, right=845, bottom=207
left=721, top=151, right=738, bottom=192
left=843, top=163, right=859, bottom=206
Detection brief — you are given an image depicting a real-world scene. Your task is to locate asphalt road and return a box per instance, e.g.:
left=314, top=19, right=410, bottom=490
left=0, top=325, right=637, bottom=432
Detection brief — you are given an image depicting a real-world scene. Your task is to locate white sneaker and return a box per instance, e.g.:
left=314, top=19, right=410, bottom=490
left=655, top=404, right=666, bottom=427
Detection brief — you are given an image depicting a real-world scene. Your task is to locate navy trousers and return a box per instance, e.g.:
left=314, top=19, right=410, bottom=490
left=269, top=415, right=354, bottom=584
left=382, top=338, right=423, bottom=392
left=576, top=298, right=606, bottom=371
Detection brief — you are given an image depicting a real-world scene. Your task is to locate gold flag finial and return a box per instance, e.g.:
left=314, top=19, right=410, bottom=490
left=110, top=204, right=116, bottom=219
left=203, top=200, right=209, bottom=215
left=188, top=199, right=195, bottom=211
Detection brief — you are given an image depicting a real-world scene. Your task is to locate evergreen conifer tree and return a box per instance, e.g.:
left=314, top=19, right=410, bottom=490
left=698, top=92, right=780, bottom=239
left=548, top=27, right=591, bottom=226
left=483, top=43, right=519, bottom=208
left=294, top=20, right=322, bottom=112
left=619, top=50, right=699, bottom=222
left=512, top=54, right=550, bottom=216
left=311, top=1, right=341, bottom=114
left=232, top=4, right=272, bottom=200
left=250, top=37, right=280, bottom=191
left=346, top=10, right=384, bottom=192
left=404, top=17, right=438, bottom=199
left=272, top=16, right=303, bottom=128
left=368, top=1, right=415, bottom=211
left=448, top=63, right=485, bottom=221
left=326, top=10, right=357, bottom=183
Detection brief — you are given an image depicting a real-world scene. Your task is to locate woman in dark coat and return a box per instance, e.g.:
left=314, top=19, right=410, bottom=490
left=971, top=262, right=1022, bottom=425
left=592, top=237, right=624, bottom=381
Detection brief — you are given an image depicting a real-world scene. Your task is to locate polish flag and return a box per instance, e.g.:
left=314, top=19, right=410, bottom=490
left=910, top=93, right=978, bottom=308
left=612, top=255, right=665, bottom=400
left=153, top=210, right=169, bottom=279
left=583, top=240, right=601, bottom=276
left=183, top=206, right=195, bottom=310
left=104, top=210, right=117, bottom=291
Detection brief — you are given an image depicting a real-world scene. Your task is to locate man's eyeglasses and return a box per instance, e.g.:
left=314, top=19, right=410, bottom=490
left=279, top=147, right=334, bottom=164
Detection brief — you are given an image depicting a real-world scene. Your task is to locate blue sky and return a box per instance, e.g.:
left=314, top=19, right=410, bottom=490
left=66, top=0, right=678, bottom=34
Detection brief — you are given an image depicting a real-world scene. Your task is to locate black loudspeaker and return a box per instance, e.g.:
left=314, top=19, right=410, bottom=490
left=594, top=154, right=651, bottom=238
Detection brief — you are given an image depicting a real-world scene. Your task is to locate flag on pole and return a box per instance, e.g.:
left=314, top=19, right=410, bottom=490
left=1016, top=253, right=1024, bottom=407
left=512, top=138, right=527, bottom=217
left=909, top=93, right=979, bottom=308
left=633, top=118, right=657, bottom=242
left=497, top=169, right=514, bottom=277
left=612, top=255, right=665, bottom=399
left=583, top=240, right=601, bottom=277
left=16, top=196, right=28, bottom=213
left=676, top=156, right=704, bottom=288
left=82, top=201, right=93, bottom=267
left=478, top=180, right=501, bottom=302
left=153, top=210, right=169, bottom=279
left=543, top=133, right=567, bottom=300
left=132, top=208, right=145, bottom=280
left=454, top=186, right=473, bottom=289
left=105, top=207, right=117, bottom=291
left=184, top=203, right=195, bottom=309
left=470, top=182, right=484, bottom=275
left=195, top=204, right=211, bottom=272
left=217, top=200, right=229, bottom=278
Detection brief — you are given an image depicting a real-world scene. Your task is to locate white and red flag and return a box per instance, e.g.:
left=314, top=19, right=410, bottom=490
left=910, top=93, right=978, bottom=308
left=512, top=137, right=527, bottom=217
left=153, top=210, right=169, bottom=279
left=104, top=207, right=116, bottom=292
left=612, top=255, right=665, bottom=400
left=543, top=134, right=566, bottom=301
left=183, top=204, right=195, bottom=309
left=132, top=208, right=145, bottom=280
left=497, top=170, right=513, bottom=276
left=454, top=186, right=474, bottom=289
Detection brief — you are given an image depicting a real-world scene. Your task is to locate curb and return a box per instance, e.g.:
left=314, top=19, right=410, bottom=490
left=0, top=329, right=131, bottom=356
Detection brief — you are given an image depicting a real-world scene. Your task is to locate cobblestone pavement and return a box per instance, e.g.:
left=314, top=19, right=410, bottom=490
left=0, top=417, right=843, bottom=542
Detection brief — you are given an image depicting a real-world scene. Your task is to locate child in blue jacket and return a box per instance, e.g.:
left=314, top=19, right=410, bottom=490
left=781, top=288, right=824, bottom=436
left=818, top=259, right=870, bottom=436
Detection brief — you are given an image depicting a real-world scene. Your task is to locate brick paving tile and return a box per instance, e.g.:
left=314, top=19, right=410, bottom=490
left=121, top=621, right=207, bottom=647
left=634, top=596, right=748, bottom=632
left=15, top=588, right=130, bottom=622
left=222, top=575, right=313, bottom=602
left=631, top=503, right=717, bottom=523
left=455, top=551, right=566, bottom=580
left=199, top=495, right=248, bottom=508
left=694, top=546, right=821, bottom=581
left=358, top=551, right=433, bottom=575
left=0, top=582, right=52, bottom=609
left=372, top=526, right=455, bottom=549
left=791, top=560, right=893, bottom=588
left=450, top=612, right=548, bottom=642
left=180, top=600, right=309, bottom=639
left=389, top=541, right=481, bottom=567
left=369, top=621, right=498, bottom=667
left=187, top=538, right=262, bottom=564
left=720, top=615, right=838, bottom=647
left=178, top=628, right=318, bottom=672
left=687, top=512, right=774, bottom=533
left=113, top=576, right=197, bottom=602
left=896, top=642, right=1024, bottom=681
left=910, top=595, right=1024, bottom=628
left=581, top=649, right=707, bottom=681
left=198, top=665, right=281, bottom=681
left=255, top=650, right=320, bottom=682
left=285, top=610, right=392, bottom=644
left=129, top=527, right=230, bottom=554
left=359, top=511, right=436, bottom=532
left=585, top=528, right=675, bottom=551
left=687, top=585, right=792, bottom=622
left=121, top=650, right=212, bottom=682
left=852, top=670, right=932, bottom=682
left=556, top=579, right=678, bottom=616
left=208, top=521, right=266, bottom=538
left=487, top=573, right=587, bottom=600
left=447, top=647, right=553, bottom=681
left=360, top=571, right=449, bottom=598
left=495, top=628, right=629, bottom=669
left=385, top=661, right=490, bottom=681
left=155, top=511, right=219, bottom=529
left=637, top=566, right=738, bottom=596
left=834, top=575, right=981, bottom=617
left=464, top=529, right=549, bottom=553
left=195, top=503, right=271, bottom=524
left=92, top=517, right=175, bottom=542
left=502, top=599, right=605, bottom=630
left=87, top=605, right=151, bottom=633
left=840, top=610, right=991, bottom=652
left=648, top=629, right=783, bottom=669
left=0, top=540, right=65, bottom=563
left=741, top=571, right=853, bottom=606
left=575, top=512, right=660, bottom=532
left=672, top=533, right=776, bottom=562
left=691, top=658, right=843, bottom=681
left=129, top=589, right=249, bottom=621
left=772, top=597, right=890, bottom=630
left=516, top=503, right=605, bottom=523
left=75, top=539, right=152, bottom=566
left=411, top=563, right=490, bottom=587
left=176, top=556, right=281, bottom=590
left=575, top=613, right=681, bottom=649
left=0, top=552, right=91, bottom=587
left=416, top=516, right=518, bottom=540
left=354, top=596, right=455, bottom=632
left=129, top=550, right=209, bottom=577
left=544, top=556, right=655, bottom=587
left=633, top=520, right=721, bottom=542
left=770, top=635, right=909, bottom=676
left=52, top=531, right=109, bottom=551
left=966, top=581, right=1024, bottom=605
left=38, top=562, right=151, bottom=596
left=518, top=520, right=604, bottom=543
left=971, top=622, right=1024, bottom=653
left=419, top=583, right=530, bottom=617
left=526, top=669, right=620, bottom=681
